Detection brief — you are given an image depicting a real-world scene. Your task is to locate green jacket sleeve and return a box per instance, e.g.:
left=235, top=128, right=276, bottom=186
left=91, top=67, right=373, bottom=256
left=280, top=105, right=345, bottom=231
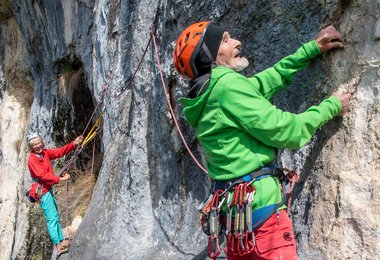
left=220, top=74, right=342, bottom=149
left=250, top=40, right=321, bottom=100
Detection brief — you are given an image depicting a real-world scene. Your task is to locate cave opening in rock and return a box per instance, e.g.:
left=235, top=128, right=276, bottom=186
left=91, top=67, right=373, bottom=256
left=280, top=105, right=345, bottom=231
left=52, top=55, right=103, bottom=228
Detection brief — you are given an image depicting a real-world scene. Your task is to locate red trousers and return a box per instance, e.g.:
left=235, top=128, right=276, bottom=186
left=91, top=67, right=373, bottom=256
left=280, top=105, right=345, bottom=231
left=226, top=210, right=298, bottom=260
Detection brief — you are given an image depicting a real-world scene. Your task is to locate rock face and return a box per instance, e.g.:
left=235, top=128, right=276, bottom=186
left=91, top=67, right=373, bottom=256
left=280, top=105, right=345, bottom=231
left=0, top=4, right=34, bottom=259
left=0, top=0, right=379, bottom=259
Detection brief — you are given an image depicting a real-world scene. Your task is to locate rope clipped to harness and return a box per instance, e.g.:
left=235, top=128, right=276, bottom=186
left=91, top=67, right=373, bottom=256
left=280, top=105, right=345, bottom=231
left=280, top=168, right=300, bottom=214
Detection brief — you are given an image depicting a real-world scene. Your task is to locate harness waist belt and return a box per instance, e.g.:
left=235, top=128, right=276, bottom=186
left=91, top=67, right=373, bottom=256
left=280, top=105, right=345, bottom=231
left=252, top=203, right=282, bottom=231
left=214, top=167, right=277, bottom=191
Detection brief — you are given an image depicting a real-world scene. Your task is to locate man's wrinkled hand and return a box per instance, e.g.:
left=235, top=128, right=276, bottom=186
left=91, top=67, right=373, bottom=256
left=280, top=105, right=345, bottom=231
left=332, top=89, right=352, bottom=116
left=315, top=25, right=344, bottom=53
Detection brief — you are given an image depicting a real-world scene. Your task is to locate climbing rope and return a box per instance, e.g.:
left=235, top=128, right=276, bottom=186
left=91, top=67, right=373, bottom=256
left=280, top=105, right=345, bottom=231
left=54, top=18, right=302, bottom=255
left=65, top=180, right=69, bottom=227
left=81, top=113, right=103, bottom=147
left=59, top=118, right=102, bottom=228
left=57, top=113, right=103, bottom=177
left=58, top=19, right=208, bottom=178
left=151, top=29, right=208, bottom=174
left=57, top=26, right=154, bottom=227
left=58, top=32, right=153, bottom=176
left=103, top=36, right=152, bottom=99
left=281, top=168, right=300, bottom=214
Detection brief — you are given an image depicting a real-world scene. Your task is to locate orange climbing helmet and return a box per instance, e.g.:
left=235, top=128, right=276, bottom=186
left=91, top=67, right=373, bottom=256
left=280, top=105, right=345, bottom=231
left=174, top=21, right=224, bottom=80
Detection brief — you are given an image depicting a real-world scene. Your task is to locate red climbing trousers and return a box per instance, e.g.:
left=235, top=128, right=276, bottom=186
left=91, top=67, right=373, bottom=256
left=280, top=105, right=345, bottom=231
left=227, top=210, right=298, bottom=260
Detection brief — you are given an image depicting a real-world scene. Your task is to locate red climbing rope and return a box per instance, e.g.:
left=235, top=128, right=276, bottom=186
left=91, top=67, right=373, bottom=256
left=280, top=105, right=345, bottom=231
left=282, top=168, right=300, bottom=213
left=151, top=30, right=208, bottom=174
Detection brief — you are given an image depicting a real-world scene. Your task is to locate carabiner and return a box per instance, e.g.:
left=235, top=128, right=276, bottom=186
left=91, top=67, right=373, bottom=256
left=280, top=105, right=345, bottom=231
left=208, top=236, right=222, bottom=259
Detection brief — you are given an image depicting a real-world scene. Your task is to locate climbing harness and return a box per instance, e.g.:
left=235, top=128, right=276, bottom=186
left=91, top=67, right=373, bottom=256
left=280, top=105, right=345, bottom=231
left=24, top=179, right=43, bottom=204
left=199, top=168, right=299, bottom=259
left=24, top=112, right=102, bottom=203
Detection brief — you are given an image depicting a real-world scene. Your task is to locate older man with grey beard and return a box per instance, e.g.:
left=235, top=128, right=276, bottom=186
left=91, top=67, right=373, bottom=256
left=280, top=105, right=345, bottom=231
left=174, top=21, right=350, bottom=259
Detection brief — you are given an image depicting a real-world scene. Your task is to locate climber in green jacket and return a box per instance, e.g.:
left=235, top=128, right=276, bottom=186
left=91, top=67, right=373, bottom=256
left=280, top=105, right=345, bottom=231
left=174, top=21, right=351, bottom=259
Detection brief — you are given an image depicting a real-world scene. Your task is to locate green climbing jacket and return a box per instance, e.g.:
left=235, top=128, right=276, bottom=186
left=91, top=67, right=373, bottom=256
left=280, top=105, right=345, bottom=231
left=180, top=40, right=342, bottom=209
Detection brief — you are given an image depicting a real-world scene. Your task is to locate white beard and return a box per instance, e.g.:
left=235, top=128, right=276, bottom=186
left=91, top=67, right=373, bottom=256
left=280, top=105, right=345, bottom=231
left=233, top=57, right=250, bottom=72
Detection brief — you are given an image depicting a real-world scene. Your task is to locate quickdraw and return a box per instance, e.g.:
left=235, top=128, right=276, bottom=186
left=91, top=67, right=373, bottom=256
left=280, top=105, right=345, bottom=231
left=206, top=189, right=224, bottom=259
left=226, top=182, right=256, bottom=257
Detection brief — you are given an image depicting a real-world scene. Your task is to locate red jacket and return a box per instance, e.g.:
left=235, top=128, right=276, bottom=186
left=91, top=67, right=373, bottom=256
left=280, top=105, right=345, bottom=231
left=28, top=142, right=76, bottom=199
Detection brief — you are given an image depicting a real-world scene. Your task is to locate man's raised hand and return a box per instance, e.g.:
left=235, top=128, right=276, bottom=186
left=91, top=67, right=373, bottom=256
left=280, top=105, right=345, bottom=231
left=315, top=25, right=344, bottom=53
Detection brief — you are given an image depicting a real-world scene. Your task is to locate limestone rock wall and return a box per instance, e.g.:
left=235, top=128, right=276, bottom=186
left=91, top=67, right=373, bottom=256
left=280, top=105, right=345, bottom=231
left=0, top=8, right=34, bottom=260
left=0, top=0, right=378, bottom=259
left=287, top=1, right=380, bottom=258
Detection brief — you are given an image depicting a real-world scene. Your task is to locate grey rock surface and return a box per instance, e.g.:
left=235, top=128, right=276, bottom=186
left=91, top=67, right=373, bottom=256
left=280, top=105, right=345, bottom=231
left=0, top=0, right=378, bottom=259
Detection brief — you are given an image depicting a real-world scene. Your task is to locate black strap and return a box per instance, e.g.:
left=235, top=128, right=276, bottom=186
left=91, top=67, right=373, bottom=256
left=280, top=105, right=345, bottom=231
left=187, top=73, right=211, bottom=98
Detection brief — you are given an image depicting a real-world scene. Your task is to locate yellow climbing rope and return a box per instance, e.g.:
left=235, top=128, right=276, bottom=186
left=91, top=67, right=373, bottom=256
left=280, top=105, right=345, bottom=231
left=81, top=112, right=103, bottom=148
